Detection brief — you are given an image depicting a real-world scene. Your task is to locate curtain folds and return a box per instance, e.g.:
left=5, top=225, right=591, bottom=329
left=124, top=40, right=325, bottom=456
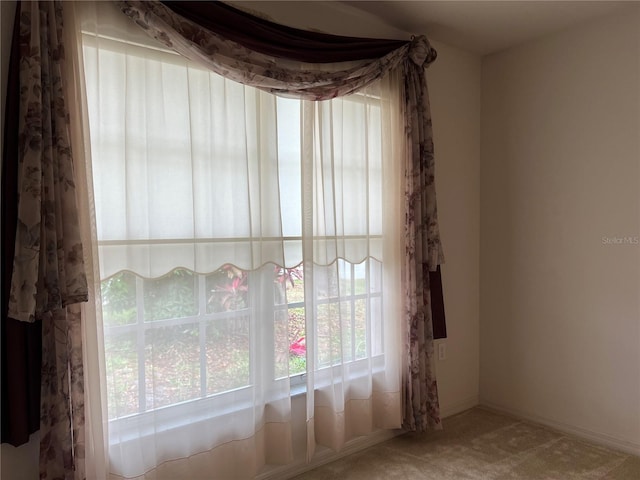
left=1, top=2, right=91, bottom=478
left=9, top=2, right=89, bottom=324
left=79, top=4, right=405, bottom=474
left=39, top=305, right=86, bottom=480
left=2, top=0, right=446, bottom=477
left=68, top=0, right=445, bottom=477
left=114, top=0, right=444, bottom=434
left=402, top=61, right=443, bottom=430
left=116, top=1, right=434, bottom=101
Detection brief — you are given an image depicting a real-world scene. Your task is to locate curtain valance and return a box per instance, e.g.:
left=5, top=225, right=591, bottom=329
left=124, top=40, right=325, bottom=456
left=118, top=1, right=437, bottom=101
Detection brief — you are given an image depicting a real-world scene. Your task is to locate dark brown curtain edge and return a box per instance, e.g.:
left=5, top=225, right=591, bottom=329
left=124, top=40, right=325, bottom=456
left=161, top=1, right=409, bottom=63
left=1, top=2, right=43, bottom=447
left=430, top=266, right=446, bottom=339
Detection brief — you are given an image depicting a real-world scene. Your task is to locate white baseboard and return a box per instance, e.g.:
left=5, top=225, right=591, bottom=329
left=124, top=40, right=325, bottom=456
left=479, top=399, right=640, bottom=457
left=440, top=395, right=480, bottom=419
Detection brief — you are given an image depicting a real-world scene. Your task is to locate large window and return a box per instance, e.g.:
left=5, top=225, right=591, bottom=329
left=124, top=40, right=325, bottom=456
left=84, top=33, right=388, bottom=424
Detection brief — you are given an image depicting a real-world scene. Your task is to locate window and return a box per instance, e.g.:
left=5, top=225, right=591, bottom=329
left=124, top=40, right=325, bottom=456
left=102, top=260, right=384, bottom=419
left=79, top=2, right=411, bottom=474
left=84, top=33, right=389, bottom=423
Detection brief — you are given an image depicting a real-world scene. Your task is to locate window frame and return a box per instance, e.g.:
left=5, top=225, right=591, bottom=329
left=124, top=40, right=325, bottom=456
left=85, top=30, right=389, bottom=437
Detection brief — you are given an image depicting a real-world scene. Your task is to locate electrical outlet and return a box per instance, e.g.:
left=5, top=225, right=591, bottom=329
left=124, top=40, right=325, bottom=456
left=438, top=343, right=447, bottom=361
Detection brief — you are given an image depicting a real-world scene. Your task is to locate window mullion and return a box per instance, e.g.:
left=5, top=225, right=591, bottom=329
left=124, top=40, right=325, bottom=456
left=198, top=274, right=207, bottom=398
left=246, top=268, right=266, bottom=390
left=350, top=262, right=356, bottom=362
left=135, top=275, right=146, bottom=413
left=365, top=260, right=372, bottom=360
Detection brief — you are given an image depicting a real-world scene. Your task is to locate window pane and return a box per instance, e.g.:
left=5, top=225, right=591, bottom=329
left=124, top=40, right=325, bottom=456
left=287, top=306, right=306, bottom=376
left=276, top=266, right=306, bottom=378
left=370, top=258, right=382, bottom=293
left=317, top=302, right=341, bottom=367
left=370, top=297, right=383, bottom=356
left=145, top=324, right=201, bottom=409
left=340, top=301, right=353, bottom=362
left=206, top=266, right=249, bottom=314
left=275, top=309, right=291, bottom=379
left=143, top=269, right=197, bottom=321
left=354, top=299, right=368, bottom=360
left=337, top=259, right=353, bottom=296
left=101, top=272, right=137, bottom=326
left=105, top=332, right=139, bottom=419
left=276, top=97, right=302, bottom=237
left=354, top=262, right=367, bottom=295
left=274, top=265, right=303, bottom=305
left=206, top=317, right=250, bottom=394
left=315, top=265, right=339, bottom=301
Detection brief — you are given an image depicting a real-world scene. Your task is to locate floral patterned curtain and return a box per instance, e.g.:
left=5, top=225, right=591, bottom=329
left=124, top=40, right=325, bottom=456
left=9, top=2, right=88, bottom=324
left=117, top=0, right=444, bottom=432
left=3, top=1, right=89, bottom=478
left=402, top=61, right=445, bottom=430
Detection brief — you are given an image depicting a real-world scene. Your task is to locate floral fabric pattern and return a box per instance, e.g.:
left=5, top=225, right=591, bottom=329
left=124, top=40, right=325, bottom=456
left=39, top=305, right=86, bottom=480
left=116, top=0, right=443, bottom=432
left=8, top=2, right=88, bottom=478
left=9, top=1, right=88, bottom=323
left=402, top=62, right=444, bottom=431
left=116, top=1, right=433, bottom=101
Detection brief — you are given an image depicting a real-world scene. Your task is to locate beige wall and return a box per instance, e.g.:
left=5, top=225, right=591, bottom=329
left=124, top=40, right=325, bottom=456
left=230, top=1, right=409, bottom=39
left=480, top=5, right=640, bottom=454
left=428, top=40, right=481, bottom=416
left=1, top=434, right=39, bottom=480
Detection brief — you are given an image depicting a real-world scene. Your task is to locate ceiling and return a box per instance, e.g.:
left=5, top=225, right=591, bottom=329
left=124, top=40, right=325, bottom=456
left=344, top=1, right=632, bottom=55
left=234, top=1, right=633, bottom=56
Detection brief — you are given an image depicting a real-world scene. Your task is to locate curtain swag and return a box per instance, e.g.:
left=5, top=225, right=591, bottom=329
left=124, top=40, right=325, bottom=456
left=117, top=1, right=437, bottom=100
left=117, top=0, right=444, bottom=432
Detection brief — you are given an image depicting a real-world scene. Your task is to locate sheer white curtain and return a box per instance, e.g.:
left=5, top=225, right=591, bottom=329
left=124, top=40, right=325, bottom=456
left=61, top=4, right=108, bottom=478
left=301, top=77, right=405, bottom=456
left=77, top=2, right=405, bottom=478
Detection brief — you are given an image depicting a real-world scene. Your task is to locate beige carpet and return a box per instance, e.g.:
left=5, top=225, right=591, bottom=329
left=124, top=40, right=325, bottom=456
left=292, top=407, right=640, bottom=479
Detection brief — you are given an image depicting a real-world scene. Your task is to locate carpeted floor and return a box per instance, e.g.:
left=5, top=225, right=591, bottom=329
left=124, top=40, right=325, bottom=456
left=292, top=407, right=640, bottom=479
